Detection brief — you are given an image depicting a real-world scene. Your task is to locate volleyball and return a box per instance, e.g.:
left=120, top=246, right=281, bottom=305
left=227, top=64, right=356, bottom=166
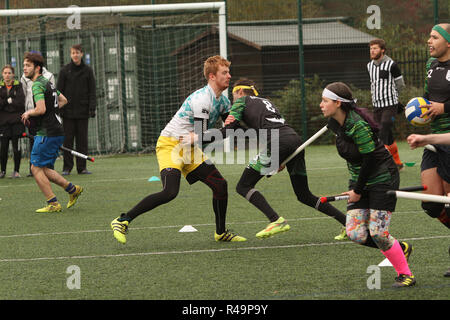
left=404, top=97, right=431, bottom=126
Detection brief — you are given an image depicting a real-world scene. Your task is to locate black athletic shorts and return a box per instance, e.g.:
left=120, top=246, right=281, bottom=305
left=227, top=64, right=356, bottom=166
left=421, top=144, right=450, bottom=183
left=347, top=167, right=400, bottom=212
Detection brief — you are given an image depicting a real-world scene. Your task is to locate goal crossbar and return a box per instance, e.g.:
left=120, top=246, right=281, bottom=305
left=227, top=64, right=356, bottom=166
left=0, top=2, right=225, bottom=17
left=0, top=2, right=227, bottom=59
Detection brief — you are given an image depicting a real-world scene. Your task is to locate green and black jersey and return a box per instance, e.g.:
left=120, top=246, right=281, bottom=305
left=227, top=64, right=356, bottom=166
left=32, top=75, right=64, bottom=137
left=329, top=109, right=395, bottom=187
left=226, top=96, right=288, bottom=130
left=222, top=95, right=305, bottom=175
left=424, top=58, right=450, bottom=134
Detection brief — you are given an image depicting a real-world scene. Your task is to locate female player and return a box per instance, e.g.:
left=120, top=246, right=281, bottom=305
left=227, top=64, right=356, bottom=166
left=319, top=82, right=415, bottom=288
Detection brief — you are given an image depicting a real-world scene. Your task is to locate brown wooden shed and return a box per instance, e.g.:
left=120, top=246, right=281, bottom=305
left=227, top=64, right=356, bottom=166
left=171, top=20, right=376, bottom=98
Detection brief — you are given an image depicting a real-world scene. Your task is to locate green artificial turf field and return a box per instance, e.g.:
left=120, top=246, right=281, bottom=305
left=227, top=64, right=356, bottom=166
left=1, top=141, right=449, bottom=301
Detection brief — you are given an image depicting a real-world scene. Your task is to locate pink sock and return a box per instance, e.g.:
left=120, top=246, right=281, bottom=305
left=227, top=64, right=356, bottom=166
left=381, top=240, right=411, bottom=276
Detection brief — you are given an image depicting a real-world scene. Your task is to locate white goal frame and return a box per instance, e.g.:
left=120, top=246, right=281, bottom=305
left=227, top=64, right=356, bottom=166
left=0, top=2, right=230, bottom=153
left=0, top=2, right=227, bottom=61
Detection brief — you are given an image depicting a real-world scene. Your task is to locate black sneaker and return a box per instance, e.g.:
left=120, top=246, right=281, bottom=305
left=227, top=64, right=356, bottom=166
left=444, top=268, right=450, bottom=277
left=393, top=274, right=416, bottom=288
left=400, top=241, right=413, bottom=262
left=0, top=171, right=5, bottom=178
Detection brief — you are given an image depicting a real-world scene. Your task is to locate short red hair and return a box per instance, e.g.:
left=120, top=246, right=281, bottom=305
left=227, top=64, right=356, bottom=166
left=203, top=55, right=230, bottom=81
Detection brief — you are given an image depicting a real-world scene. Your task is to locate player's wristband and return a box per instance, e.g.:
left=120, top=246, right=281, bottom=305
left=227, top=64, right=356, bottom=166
left=444, top=101, right=450, bottom=114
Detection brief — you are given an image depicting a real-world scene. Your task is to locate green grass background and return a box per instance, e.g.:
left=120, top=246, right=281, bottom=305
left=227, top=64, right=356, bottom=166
left=0, top=141, right=449, bottom=300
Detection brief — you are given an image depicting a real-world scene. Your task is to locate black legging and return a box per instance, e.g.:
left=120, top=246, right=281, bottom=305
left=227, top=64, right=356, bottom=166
left=236, top=167, right=346, bottom=225
left=235, top=167, right=379, bottom=248
left=0, top=136, right=21, bottom=173
left=125, top=163, right=229, bottom=234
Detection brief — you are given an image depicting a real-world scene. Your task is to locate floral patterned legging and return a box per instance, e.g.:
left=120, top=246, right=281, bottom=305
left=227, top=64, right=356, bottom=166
left=346, top=208, right=396, bottom=252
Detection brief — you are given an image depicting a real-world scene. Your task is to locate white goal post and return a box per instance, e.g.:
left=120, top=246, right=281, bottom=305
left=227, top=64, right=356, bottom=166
left=0, top=2, right=230, bottom=154
left=0, top=2, right=228, bottom=61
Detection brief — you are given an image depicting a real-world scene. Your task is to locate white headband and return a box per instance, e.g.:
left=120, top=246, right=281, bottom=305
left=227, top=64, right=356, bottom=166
left=322, top=88, right=357, bottom=103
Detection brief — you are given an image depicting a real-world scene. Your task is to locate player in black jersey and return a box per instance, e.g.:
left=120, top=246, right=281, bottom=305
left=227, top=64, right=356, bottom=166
left=320, top=82, right=415, bottom=287
left=215, top=79, right=360, bottom=240
left=21, top=52, right=83, bottom=213
left=417, top=23, right=450, bottom=277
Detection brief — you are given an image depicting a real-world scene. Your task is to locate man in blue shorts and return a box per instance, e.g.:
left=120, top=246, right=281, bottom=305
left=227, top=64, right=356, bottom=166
left=21, top=52, right=83, bottom=213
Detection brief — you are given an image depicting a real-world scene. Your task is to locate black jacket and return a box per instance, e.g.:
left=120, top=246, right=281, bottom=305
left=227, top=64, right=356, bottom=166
left=57, top=59, right=96, bottom=119
left=0, top=80, right=25, bottom=127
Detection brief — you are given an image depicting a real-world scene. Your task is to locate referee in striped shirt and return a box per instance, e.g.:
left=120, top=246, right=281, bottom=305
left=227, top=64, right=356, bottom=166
left=367, top=39, right=405, bottom=170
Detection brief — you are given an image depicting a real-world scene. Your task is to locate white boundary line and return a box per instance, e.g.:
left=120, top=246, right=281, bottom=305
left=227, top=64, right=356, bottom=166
left=0, top=217, right=330, bottom=239
left=0, top=166, right=350, bottom=189
left=1, top=234, right=448, bottom=263
left=0, top=212, right=424, bottom=239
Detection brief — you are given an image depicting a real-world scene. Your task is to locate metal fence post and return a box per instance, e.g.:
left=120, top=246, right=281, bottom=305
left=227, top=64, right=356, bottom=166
left=297, top=0, right=307, bottom=140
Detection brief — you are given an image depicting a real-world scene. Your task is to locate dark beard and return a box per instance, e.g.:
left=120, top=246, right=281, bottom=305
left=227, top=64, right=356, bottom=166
left=25, top=70, right=35, bottom=80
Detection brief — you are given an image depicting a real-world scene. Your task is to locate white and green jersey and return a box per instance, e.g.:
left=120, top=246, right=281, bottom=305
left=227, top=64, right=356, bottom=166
left=160, top=84, right=231, bottom=138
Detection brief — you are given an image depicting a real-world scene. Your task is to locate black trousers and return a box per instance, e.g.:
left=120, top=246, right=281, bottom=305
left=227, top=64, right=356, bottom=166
left=0, top=136, right=21, bottom=172
left=62, top=118, right=89, bottom=173
left=373, top=105, right=398, bottom=146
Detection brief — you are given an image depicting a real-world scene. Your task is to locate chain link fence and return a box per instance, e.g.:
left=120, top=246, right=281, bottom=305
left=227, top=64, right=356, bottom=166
left=0, top=0, right=448, bottom=160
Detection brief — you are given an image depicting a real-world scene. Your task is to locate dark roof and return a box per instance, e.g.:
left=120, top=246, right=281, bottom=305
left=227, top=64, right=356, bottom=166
left=227, top=21, right=376, bottom=47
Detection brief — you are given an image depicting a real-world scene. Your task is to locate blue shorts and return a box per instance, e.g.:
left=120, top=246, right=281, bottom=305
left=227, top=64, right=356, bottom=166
left=31, top=135, right=65, bottom=169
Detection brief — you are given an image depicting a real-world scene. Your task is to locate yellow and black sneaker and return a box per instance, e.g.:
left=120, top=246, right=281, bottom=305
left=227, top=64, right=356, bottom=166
left=256, top=217, right=290, bottom=238
left=36, top=202, right=62, bottom=213
left=334, top=226, right=348, bottom=241
left=111, top=215, right=129, bottom=244
left=214, top=229, right=246, bottom=242
left=67, top=185, right=83, bottom=208
left=392, top=274, right=416, bottom=288
left=401, top=241, right=413, bottom=262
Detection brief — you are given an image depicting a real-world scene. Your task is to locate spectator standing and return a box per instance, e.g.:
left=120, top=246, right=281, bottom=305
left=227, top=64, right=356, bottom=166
left=57, top=44, right=96, bottom=175
left=0, top=65, right=25, bottom=178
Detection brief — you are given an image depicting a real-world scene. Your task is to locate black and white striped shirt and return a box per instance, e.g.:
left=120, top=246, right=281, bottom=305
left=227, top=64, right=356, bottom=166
left=367, top=55, right=403, bottom=108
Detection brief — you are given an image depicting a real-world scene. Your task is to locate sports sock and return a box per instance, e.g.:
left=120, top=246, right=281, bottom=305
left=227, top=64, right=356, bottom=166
left=194, top=165, right=229, bottom=234
left=381, top=240, right=412, bottom=276
left=65, top=183, right=76, bottom=194
left=290, top=174, right=346, bottom=224
left=247, top=190, right=279, bottom=223
left=47, top=196, right=58, bottom=204
left=213, top=198, right=227, bottom=234
left=386, top=142, right=402, bottom=165
left=316, top=200, right=347, bottom=225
